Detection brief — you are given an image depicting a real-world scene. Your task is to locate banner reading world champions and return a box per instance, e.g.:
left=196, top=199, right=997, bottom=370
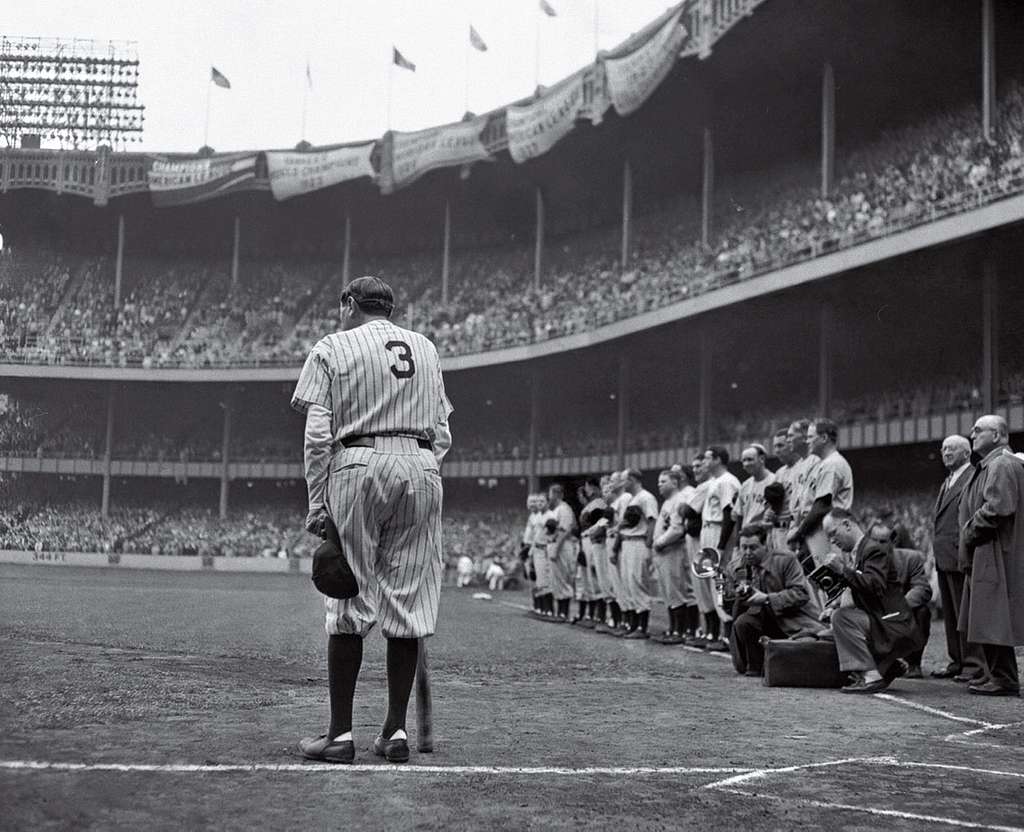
left=379, top=118, right=490, bottom=194
left=147, top=153, right=264, bottom=207
left=265, top=143, right=376, bottom=201
left=603, top=5, right=688, bottom=117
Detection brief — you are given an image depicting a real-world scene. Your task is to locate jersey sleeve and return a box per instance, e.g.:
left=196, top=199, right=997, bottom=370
left=291, top=343, right=333, bottom=414
left=642, top=492, right=659, bottom=520
left=813, top=460, right=841, bottom=501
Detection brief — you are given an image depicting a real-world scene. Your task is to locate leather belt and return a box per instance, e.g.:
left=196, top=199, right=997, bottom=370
left=340, top=434, right=431, bottom=450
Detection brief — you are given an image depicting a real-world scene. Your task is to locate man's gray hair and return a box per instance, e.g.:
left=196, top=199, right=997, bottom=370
left=942, top=435, right=970, bottom=453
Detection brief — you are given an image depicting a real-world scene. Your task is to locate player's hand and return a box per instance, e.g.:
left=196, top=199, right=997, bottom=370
left=785, top=527, right=800, bottom=547
left=746, top=590, right=769, bottom=606
left=762, top=507, right=776, bottom=524
left=818, top=607, right=833, bottom=623
left=305, top=506, right=330, bottom=538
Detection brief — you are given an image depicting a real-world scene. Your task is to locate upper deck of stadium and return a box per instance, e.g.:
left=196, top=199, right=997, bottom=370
left=2, top=0, right=1023, bottom=381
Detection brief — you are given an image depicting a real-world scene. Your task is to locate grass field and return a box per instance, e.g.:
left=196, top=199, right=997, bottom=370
left=1, top=563, right=1022, bottom=831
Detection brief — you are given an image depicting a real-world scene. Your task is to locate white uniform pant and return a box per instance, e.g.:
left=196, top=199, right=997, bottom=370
left=619, top=537, right=654, bottom=612
left=653, top=543, right=692, bottom=609
left=589, top=537, right=615, bottom=600
left=693, top=522, right=723, bottom=615
left=548, top=540, right=577, bottom=601
left=532, top=543, right=551, bottom=595
left=576, top=538, right=599, bottom=602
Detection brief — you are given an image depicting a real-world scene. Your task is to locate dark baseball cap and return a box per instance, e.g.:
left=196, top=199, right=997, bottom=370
left=342, top=275, right=394, bottom=317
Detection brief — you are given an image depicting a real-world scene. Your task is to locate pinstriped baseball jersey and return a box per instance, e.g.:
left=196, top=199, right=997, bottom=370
left=291, top=319, right=452, bottom=442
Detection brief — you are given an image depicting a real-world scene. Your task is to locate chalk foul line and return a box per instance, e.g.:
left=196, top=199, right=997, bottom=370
left=873, top=693, right=1003, bottom=729
left=0, top=760, right=751, bottom=776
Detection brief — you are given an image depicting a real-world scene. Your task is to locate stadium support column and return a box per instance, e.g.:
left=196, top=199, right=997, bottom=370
left=982, top=257, right=999, bottom=412
left=698, top=329, right=711, bottom=449
left=219, top=397, right=232, bottom=520
left=982, top=0, right=996, bottom=143
left=616, top=355, right=630, bottom=471
left=818, top=302, right=832, bottom=418
left=231, top=216, right=241, bottom=288
left=821, top=62, right=835, bottom=198
left=534, top=186, right=544, bottom=290
left=701, top=128, right=714, bottom=247
left=621, top=158, right=633, bottom=272
left=342, top=211, right=352, bottom=284
left=101, top=384, right=115, bottom=519
left=113, top=214, right=125, bottom=310
left=528, top=373, right=540, bottom=493
left=441, top=199, right=451, bottom=306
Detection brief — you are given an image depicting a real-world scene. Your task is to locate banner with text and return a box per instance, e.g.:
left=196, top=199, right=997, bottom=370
left=147, top=153, right=262, bottom=206
left=265, top=143, right=376, bottom=201
left=507, top=70, right=589, bottom=164
left=603, top=6, right=688, bottom=117
left=379, top=118, right=490, bottom=194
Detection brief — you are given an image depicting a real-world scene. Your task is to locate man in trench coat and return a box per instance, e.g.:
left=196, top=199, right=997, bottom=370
left=958, top=414, right=1024, bottom=696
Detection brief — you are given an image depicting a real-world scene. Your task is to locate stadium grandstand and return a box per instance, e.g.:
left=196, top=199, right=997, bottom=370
left=3, top=0, right=1024, bottom=563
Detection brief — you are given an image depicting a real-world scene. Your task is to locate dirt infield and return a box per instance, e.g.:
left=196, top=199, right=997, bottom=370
left=1, top=564, right=1021, bottom=831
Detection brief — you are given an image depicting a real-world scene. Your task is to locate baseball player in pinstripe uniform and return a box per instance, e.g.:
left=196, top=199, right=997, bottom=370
left=651, top=468, right=696, bottom=644
left=606, top=471, right=633, bottom=635
left=765, top=429, right=795, bottom=553
left=545, top=484, right=579, bottom=622
left=574, top=478, right=605, bottom=627
left=617, top=469, right=659, bottom=639
left=522, top=494, right=547, bottom=613
left=293, top=276, right=453, bottom=765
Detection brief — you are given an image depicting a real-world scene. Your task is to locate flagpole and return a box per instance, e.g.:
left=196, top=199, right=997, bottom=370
left=203, top=75, right=212, bottom=148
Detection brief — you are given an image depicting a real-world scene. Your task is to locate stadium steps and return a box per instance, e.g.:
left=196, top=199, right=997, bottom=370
left=44, top=257, right=105, bottom=337
left=164, top=268, right=229, bottom=356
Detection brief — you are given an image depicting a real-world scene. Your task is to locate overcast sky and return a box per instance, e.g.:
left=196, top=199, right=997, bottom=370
left=8, top=0, right=677, bottom=153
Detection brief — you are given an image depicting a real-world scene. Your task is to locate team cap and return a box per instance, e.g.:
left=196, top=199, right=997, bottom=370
left=342, top=275, right=395, bottom=317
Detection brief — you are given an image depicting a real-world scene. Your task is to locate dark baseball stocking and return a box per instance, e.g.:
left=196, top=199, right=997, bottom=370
left=327, top=633, right=363, bottom=738
left=382, top=637, right=419, bottom=738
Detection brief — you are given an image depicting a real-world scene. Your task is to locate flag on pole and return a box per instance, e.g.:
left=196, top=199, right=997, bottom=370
left=539, top=0, right=557, bottom=17
left=211, top=66, right=231, bottom=88
left=469, top=25, right=488, bottom=52
left=305, top=60, right=313, bottom=89
left=393, top=46, right=416, bottom=72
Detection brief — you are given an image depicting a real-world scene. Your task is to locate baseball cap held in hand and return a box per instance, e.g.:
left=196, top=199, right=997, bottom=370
left=312, top=515, right=359, bottom=599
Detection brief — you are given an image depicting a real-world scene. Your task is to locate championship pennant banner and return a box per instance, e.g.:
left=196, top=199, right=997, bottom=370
left=603, top=6, right=688, bottom=117
left=265, top=143, right=376, bottom=201
left=379, top=118, right=490, bottom=194
left=507, top=70, right=588, bottom=164
left=147, top=153, right=262, bottom=206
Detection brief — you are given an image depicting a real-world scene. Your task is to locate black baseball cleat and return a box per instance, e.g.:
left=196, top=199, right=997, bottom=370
left=374, top=733, right=411, bottom=763
left=298, top=734, right=356, bottom=764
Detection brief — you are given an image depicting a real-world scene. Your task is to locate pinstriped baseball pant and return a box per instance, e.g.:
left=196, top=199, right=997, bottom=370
left=323, top=437, right=443, bottom=639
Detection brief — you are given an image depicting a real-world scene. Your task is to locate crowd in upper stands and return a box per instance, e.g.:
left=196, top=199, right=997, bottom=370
left=1, top=84, right=1023, bottom=367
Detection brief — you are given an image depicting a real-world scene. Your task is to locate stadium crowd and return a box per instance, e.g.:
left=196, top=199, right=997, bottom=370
left=1, top=85, right=1024, bottom=367
left=514, top=416, right=1022, bottom=695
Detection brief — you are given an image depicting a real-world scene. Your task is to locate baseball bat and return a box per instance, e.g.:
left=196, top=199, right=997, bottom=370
left=415, top=639, right=434, bottom=753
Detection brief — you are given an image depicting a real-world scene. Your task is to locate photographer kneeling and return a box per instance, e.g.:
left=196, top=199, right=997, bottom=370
left=728, top=524, right=823, bottom=677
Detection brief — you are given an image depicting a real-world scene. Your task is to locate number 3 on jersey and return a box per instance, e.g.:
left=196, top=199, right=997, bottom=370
left=385, top=340, right=416, bottom=379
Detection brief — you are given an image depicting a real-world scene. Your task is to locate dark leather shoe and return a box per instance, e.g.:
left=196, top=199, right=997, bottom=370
left=904, top=664, right=923, bottom=679
left=373, top=733, right=411, bottom=762
left=954, top=672, right=986, bottom=684
left=930, top=665, right=961, bottom=679
left=744, top=668, right=763, bottom=678
left=968, top=681, right=1021, bottom=697
left=299, top=734, right=355, bottom=764
left=705, top=639, right=729, bottom=653
left=841, top=677, right=890, bottom=694
left=622, top=628, right=649, bottom=640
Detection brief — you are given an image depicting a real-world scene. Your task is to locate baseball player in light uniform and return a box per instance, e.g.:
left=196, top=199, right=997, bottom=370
left=697, top=445, right=741, bottom=651
left=785, top=418, right=821, bottom=569
left=577, top=478, right=609, bottom=628
left=616, top=469, right=659, bottom=638
left=531, top=493, right=556, bottom=618
left=522, top=494, right=547, bottom=614
left=682, top=455, right=713, bottom=646
left=765, top=429, right=795, bottom=553
left=294, top=276, right=452, bottom=765
left=735, top=445, right=776, bottom=532
left=545, top=483, right=579, bottom=622
left=604, top=471, right=633, bottom=634
left=789, top=418, right=853, bottom=564
left=651, top=468, right=695, bottom=644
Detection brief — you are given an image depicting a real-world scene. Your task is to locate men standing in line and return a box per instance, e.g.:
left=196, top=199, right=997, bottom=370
left=930, top=435, right=983, bottom=681
left=683, top=456, right=715, bottom=647
left=958, top=415, right=1024, bottom=696
left=545, top=483, right=579, bottom=623
left=531, top=493, right=555, bottom=618
left=789, top=418, right=853, bottom=567
left=605, top=470, right=633, bottom=634
left=651, top=468, right=695, bottom=644
left=736, top=444, right=776, bottom=530
left=618, top=469, right=659, bottom=639
left=522, top=494, right=547, bottom=614
left=576, top=478, right=608, bottom=628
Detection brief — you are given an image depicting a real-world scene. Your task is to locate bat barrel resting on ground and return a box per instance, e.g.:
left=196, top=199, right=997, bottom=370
left=415, top=638, right=433, bottom=753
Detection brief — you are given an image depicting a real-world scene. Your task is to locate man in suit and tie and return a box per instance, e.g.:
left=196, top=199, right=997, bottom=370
left=931, top=435, right=984, bottom=681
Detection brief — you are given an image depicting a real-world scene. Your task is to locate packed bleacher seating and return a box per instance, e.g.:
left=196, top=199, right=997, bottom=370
left=1, top=85, right=1023, bottom=367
